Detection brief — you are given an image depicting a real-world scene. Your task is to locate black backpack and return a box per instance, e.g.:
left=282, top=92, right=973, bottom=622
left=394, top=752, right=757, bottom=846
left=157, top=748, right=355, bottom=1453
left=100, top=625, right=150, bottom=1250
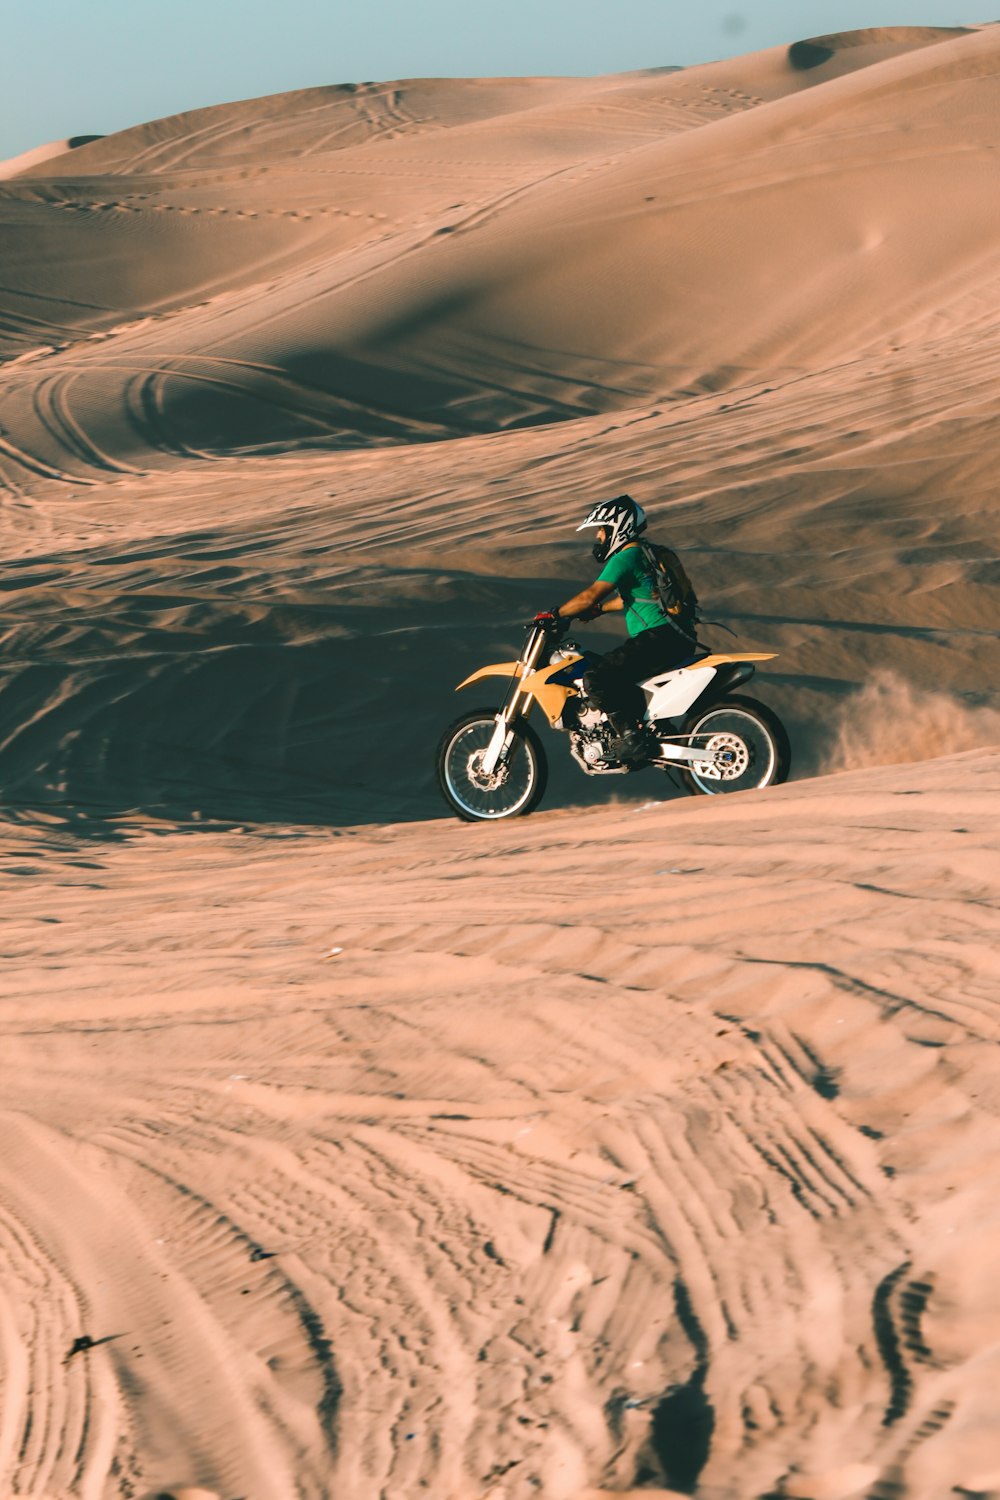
left=637, top=540, right=700, bottom=637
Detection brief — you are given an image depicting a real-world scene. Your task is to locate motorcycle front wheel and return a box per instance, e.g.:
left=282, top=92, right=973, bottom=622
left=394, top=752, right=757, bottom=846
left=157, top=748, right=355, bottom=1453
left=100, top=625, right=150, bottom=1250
left=437, top=709, right=548, bottom=822
left=679, top=694, right=790, bottom=796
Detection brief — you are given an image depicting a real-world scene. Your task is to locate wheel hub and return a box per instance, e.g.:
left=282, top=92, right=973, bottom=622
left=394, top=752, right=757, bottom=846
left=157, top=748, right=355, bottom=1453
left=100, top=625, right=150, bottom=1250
left=696, top=731, right=750, bottom=781
left=468, top=749, right=507, bottom=791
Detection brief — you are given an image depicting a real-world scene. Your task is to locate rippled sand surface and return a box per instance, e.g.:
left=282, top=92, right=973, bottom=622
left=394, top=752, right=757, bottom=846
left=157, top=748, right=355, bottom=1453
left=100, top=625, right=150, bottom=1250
left=1, top=22, right=999, bottom=1500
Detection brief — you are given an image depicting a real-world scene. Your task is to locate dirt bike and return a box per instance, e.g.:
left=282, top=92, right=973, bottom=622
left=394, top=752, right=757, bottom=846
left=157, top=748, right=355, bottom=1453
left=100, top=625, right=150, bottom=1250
left=437, top=619, right=790, bottom=821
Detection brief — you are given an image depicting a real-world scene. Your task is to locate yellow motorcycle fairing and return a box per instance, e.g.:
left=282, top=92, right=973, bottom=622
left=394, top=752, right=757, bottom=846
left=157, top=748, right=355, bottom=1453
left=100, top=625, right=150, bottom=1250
left=456, top=655, right=584, bottom=727
left=456, top=662, right=524, bottom=690
left=680, top=652, right=777, bottom=670
left=455, top=650, right=779, bottom=730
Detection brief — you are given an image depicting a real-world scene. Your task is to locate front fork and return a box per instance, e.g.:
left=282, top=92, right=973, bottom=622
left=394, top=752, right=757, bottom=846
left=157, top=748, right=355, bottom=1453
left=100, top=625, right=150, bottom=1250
left=480, top=625, right=547, bottom=776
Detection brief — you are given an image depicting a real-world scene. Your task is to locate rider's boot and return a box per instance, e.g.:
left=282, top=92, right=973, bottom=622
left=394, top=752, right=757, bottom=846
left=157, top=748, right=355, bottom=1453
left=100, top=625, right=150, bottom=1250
left=609, top=714, right=657, bottom=767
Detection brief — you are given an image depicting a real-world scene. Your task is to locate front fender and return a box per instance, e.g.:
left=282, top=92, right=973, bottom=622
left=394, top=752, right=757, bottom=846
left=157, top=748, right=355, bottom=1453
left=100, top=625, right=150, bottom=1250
left=456, top=662, right=525, bottom=692
left=454, top=658, right=578, bottom=727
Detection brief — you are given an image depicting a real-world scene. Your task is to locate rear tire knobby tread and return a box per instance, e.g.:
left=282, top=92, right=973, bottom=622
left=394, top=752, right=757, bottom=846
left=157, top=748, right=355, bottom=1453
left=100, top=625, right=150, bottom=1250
left=679, top=694, right=790, bottom=796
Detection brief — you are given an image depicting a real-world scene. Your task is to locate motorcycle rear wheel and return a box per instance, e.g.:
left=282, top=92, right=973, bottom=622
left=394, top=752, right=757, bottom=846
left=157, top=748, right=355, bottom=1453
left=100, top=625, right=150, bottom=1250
left=679, top=694, right=790, bottom=796
left=437, top=709, right=548, bottom=822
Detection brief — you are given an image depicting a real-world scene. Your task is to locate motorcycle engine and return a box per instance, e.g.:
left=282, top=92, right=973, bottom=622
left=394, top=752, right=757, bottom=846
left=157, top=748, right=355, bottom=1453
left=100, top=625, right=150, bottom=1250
left=575, top=733, right=608, bottom=766
left=567, top=703, right=630, bottom=776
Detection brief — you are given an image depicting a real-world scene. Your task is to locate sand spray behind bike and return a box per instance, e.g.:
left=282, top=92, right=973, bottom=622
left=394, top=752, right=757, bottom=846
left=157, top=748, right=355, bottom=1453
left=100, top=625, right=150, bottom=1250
left=826, top=671, right=1000, bottom=773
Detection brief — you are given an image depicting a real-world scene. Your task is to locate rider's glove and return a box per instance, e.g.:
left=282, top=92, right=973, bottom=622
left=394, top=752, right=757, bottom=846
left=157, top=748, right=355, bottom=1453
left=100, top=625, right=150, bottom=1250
left=531, top=608, right=567, bottom=638
left=577, top=601, right=602, bottom=621
left=530, top=606, right=569, bottom=642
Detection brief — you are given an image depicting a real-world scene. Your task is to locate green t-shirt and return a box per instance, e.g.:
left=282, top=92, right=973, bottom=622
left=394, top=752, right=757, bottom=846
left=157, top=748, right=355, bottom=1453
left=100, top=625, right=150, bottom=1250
left=597, top=543, right=669, bottom=637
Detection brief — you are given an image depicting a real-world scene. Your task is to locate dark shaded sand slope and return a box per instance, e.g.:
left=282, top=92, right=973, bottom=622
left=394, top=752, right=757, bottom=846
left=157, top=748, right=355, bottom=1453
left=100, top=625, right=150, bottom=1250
left=0, top=22, right=998, bottom=1500
left=0, top=25, right=997, bottom=821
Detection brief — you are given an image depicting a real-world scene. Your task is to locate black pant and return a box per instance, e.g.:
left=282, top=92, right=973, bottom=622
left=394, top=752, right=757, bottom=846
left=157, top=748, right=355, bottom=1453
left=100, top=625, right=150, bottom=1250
left=582, top=622, right=698, bottom=726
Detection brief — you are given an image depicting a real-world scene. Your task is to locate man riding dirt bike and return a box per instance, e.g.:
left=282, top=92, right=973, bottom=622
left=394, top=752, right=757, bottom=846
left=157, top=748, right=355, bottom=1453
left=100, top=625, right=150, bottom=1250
left=437, top=495, right=790, bottom=822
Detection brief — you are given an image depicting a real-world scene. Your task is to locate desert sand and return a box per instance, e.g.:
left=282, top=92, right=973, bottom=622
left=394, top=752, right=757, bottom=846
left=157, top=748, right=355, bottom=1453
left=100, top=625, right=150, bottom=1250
left=0, top=21, right=998, bottom=1500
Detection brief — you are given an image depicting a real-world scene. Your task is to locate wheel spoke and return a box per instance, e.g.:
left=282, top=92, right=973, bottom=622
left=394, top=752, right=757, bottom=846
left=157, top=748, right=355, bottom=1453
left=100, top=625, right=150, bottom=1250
left=442, top=720, right=537, bottom=819
left=686, top=708, right=777, bottom=794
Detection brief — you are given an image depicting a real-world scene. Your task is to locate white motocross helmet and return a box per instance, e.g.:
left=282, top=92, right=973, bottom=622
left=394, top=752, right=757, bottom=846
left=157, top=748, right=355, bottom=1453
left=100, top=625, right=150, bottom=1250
left=577, top=494, right=647, bottom=563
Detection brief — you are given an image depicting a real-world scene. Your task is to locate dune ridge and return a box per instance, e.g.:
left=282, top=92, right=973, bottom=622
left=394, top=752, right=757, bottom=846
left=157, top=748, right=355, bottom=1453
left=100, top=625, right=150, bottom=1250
left=1, top=21, right=999, bottom=1500
left=2, top=25, right=996, bottom=469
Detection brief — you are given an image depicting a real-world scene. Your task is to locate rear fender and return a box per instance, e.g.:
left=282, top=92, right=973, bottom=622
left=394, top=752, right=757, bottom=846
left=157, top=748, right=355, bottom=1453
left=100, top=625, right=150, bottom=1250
left=644, top=653, right=776, bottom=723
left=685, top=661, right=757, bottom=719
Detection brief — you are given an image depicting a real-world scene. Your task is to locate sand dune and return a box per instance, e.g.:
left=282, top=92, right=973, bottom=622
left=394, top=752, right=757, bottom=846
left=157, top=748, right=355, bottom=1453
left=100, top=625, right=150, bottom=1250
left=1, top=319, right=997, bottom=822
left=0, top=135, right=103, bottom=181
left=1, top=752, right=998, bottom=1497
left=0, top=25, right=991, bottom=463
left=1, top=20, right=999, bottom=1500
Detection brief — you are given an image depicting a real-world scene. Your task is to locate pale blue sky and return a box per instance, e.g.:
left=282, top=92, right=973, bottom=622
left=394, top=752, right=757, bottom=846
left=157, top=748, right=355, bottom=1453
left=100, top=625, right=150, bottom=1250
left=3, top=0, right=983, bottom=161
